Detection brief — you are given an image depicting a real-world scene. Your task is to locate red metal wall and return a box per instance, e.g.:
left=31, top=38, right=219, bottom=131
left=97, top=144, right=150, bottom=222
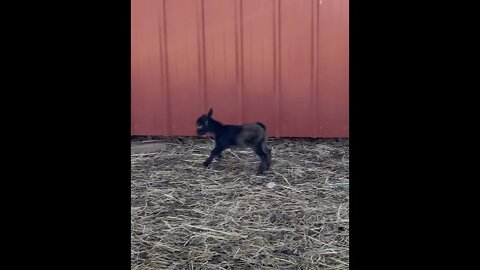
left=132, top=0, right=349, bottom=138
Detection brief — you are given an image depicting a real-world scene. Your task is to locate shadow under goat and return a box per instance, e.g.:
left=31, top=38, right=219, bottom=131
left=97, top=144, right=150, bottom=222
left=196, top=108, right=272, bottom=175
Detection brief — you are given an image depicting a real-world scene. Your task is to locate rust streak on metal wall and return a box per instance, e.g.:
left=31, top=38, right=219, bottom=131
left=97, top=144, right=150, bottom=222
left=132, top=0, right=349, bottom=138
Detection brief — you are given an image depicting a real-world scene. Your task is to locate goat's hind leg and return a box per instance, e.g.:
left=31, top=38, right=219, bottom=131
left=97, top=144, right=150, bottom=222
left=263, top=143, right=272, bottom=170
left=257, top=140, right=272, bottom=170
left=254, top=143, right=268, bottom=175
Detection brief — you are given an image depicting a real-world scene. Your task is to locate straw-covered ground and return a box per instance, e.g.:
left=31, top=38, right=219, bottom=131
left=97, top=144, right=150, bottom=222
left=131, top=137, right=349, bottom=269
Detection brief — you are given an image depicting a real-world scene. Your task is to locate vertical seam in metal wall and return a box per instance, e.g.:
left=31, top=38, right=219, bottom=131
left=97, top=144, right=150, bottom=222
left=201, top=0, right=208, bottom=112
left=234, top=0, right=243, bottom=124
left=316, top=0, right=321, bottom=137
left=131, top=8, right=138, bottom=134
left=345, top=0, right=349, bottom=137
left=157, top=1, right=168, bottom=135
left=161, top=0, right=172, bottom=135
left=197, top=0, right=207, bottom=114
left=310, top=0, right=315, bottom=138
left=278, top=0, right=282, bottom=138
left=157, top=5, right=165, bottom=135
left=311, top=0, right=319, bottom=138
left=272, top=0, right=277, bottom=137
left=239, top=0, right=244, bottom=124
left=273, top=0, right=281, bottom=138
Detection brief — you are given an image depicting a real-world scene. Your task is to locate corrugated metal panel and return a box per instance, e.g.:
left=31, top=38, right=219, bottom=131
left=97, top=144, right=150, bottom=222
left=131, top=0, right=349, bottom=138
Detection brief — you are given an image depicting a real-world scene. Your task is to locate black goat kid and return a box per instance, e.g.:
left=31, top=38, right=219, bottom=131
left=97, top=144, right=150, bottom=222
left=196, top=108, right=272, bottom=174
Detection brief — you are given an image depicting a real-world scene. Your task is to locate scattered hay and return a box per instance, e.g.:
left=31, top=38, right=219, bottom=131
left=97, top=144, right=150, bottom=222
left=131, top=137, right=349, bottom=269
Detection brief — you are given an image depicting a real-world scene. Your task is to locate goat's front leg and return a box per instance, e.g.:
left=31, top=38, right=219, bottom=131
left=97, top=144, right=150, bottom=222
left=203, top=146, right=225, bottom=167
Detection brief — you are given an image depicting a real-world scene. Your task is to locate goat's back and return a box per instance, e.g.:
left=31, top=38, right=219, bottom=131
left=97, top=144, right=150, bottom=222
left=235, top=123, right=267, bottom=147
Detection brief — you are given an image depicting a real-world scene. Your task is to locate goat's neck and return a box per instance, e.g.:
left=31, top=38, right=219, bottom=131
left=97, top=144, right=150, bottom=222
left=208, top=119, right=224, bottom=136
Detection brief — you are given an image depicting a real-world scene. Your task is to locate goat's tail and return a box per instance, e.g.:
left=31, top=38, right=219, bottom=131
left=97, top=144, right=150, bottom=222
left=256, top=122, right=268, bottom=141
left=256, top=122, right=266, bottom=130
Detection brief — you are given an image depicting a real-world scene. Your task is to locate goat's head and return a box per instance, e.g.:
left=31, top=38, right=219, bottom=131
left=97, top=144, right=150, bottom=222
left=196, top=108, right=213, bottom=135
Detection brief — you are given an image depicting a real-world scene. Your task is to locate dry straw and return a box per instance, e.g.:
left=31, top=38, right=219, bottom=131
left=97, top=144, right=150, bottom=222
left=131, top=137, right=349, bottom=269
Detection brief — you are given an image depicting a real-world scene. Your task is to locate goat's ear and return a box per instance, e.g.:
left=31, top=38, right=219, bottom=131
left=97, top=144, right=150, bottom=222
left=207, top=108, right=213, bottom=118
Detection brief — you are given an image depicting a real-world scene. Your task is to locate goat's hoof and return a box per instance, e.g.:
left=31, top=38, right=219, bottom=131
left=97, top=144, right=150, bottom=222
left=203, top=161, right=210, bottom=168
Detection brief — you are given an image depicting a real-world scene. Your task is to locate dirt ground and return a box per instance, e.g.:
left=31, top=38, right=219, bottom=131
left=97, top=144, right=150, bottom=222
left=131, top=137, right=349, bottom=269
